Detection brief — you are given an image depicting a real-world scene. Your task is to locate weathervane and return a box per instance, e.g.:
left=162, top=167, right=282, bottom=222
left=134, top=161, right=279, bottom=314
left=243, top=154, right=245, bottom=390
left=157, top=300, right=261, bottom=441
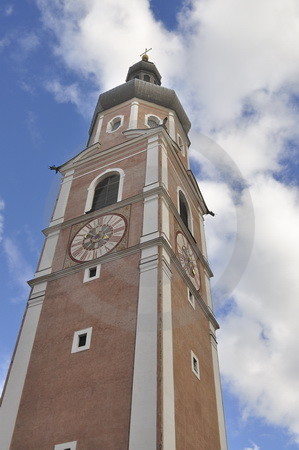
left=140, top=47, right=152, bottom=61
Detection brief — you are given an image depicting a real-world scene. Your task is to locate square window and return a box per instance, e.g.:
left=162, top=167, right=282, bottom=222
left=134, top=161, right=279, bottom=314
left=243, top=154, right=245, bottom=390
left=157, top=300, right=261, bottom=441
left=83, top=264, right=101, bottom=283
left=54, top=442, right=77, bottom=450
left=191, top=351, right=200, bottom=379
left=71, top=327, right=92, bottom=353
left=188, top=288, right=195, bottom=309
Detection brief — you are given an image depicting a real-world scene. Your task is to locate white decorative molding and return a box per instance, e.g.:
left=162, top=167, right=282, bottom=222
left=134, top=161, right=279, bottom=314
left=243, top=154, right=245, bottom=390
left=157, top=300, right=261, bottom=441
left=30, top=281, right=47, bottom=298
left=210, top=326, right=228, bottom=450
left=161, top=249, right=176, bottom=449
left=161, top=142, right=168, bottom=191
left=204, top=272, right=213, bottom=309
left=128, top=101, right=139, bottom=129
left=54, top=441, right=77, bottom=450
left=36, top=230, right=60, bottom=275
left=161, top=196, right=171, bottom=246
left=168, top=112, right=175, bottom=140
left=51, top=169, right=74, bottom=226
left=34, top=267, right=51, bottom=278
left=129, top=246, right=158, bottom=450
left=140, top=194, right=159, bottom=244
left=84, top=167, right=125, bottom=213
left=0, top=294, right=44, bottom=449
left=144, top=135, right=159, bottom=191
left=89, top=114, right=104, bottom=145
left=198, top=214, right=208, bottom=258
left=177, top=133, right=185, bottom=156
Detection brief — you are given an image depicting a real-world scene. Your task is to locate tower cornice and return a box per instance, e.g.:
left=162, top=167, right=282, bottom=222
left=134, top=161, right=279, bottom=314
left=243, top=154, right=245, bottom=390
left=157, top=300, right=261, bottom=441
left=57, top=127, right=210, bottom=216
left=27, top=234, right=218, bottom=331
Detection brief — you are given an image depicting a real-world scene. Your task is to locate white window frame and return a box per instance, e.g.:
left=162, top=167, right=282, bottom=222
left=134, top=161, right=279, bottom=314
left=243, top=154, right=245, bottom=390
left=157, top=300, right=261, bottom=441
left=145, top=114, right=162, bottom=128
left=54, top=441, right=77, bottom=450
left=84, top=168, right=125, bottom=213
left=188, top=287, right=195, bottom=309
left=71, top=327, right=92, bottom=353
left=83, top=264, right=101, bottom=283
left=177, top=187, right=194, bottom=234
left=106, top=115, right=124, bottom=133
left=191, top=350, right=200, bottom=379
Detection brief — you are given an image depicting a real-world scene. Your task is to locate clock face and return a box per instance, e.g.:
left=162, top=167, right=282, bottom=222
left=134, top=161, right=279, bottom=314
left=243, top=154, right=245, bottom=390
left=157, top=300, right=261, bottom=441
left=176, top=232, right=200, bottom=290
left=69, top=214, right=127, bottom=262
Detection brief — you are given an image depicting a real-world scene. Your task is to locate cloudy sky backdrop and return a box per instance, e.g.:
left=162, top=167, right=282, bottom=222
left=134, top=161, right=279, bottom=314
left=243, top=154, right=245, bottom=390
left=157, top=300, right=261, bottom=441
left=1, top=1, right=299, bottom=449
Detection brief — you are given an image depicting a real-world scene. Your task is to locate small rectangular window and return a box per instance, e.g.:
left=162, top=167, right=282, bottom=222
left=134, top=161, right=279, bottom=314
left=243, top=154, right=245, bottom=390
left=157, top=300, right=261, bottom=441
left=89, top=267, right=97, bottom=278
left=191, top=351, right=200, bottom=379
left=83, top=264, right=101, bottom=283
left=78, top=334, right=87, bottom=347
left=193, top=357, right=198, bottom=373
left=188, top=288, right=195, bottom=309
left=71, top=327, right=92, bottom=353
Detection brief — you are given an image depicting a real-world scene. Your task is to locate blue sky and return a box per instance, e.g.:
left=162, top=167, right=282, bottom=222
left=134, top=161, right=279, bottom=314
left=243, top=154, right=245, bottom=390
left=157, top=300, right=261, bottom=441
left=1, top=1, right=299, bottom=449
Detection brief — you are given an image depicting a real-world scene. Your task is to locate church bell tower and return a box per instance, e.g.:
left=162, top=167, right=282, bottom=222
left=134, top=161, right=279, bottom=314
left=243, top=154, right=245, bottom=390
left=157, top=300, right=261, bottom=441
left=0, top=54, right=227, bottom=449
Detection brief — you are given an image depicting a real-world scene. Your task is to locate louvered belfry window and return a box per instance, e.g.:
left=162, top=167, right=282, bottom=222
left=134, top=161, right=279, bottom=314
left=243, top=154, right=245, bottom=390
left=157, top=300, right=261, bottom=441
left=179, top=191, right=189, bottom=229
left=91, top=174, right=120, bottom=211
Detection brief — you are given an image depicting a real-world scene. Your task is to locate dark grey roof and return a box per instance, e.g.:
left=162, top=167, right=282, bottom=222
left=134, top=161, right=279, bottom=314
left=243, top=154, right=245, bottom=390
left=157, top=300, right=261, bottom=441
left=89, top=78, right=191, bottom=136
left=126, top=60, right=162, bottom=85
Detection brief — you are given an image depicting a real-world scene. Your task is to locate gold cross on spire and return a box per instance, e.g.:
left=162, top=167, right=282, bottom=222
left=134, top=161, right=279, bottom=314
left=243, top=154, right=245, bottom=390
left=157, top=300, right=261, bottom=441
left=140, top=47, right=152, bottom=61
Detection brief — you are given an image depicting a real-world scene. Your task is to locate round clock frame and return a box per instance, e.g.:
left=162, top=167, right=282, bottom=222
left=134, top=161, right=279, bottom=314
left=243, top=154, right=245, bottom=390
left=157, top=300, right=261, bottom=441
left=176, top=231, right=200, bottom=290
left=69, top=213, right=127, bottom=263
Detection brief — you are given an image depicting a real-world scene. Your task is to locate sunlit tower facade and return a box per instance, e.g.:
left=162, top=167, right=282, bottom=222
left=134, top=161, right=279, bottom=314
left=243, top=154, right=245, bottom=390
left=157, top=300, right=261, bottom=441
left=0, top=55, right=227, bottom=449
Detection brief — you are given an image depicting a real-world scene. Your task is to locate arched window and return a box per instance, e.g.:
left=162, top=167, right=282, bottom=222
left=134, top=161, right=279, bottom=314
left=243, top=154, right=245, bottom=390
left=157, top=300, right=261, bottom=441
left=145, top=114, right=161, bottom=128
left=179, top=191, right=189, bottom=229
left=144, top=74, right=150, bottom=82
left=85, top=169, right=125, bottom=214
left=91, top=174, right=120, bottom=212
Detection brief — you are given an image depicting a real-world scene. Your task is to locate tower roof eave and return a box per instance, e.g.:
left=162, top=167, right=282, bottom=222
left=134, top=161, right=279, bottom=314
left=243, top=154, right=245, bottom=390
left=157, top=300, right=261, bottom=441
left=89, top=79, right=191, bottom=136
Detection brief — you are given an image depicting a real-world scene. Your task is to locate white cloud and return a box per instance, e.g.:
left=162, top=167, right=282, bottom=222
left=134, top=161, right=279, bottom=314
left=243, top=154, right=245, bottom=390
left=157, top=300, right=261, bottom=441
left=2, top=238, right=33, bottom=303
left=18, top=32, right=39, bottom=53
left=4, top=5, right=13, bottom=16
left=26, top=111, right=43, bottom=148
left=44, top=79, right=81, bottom=106
left=244, top=444, right=260, bottom=450
left=44, top=79, right=96, bottom=117
left=176, top=0, right=299, bottom=128
left=0, top=36, right=10, bottom=52
left=216, top=176, right=299, bottom=439
left=35, top=0, right=299, bottom=443
left=37, top=0, right=182, bottom=90
left=19, top=80, right=35, bottom=94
